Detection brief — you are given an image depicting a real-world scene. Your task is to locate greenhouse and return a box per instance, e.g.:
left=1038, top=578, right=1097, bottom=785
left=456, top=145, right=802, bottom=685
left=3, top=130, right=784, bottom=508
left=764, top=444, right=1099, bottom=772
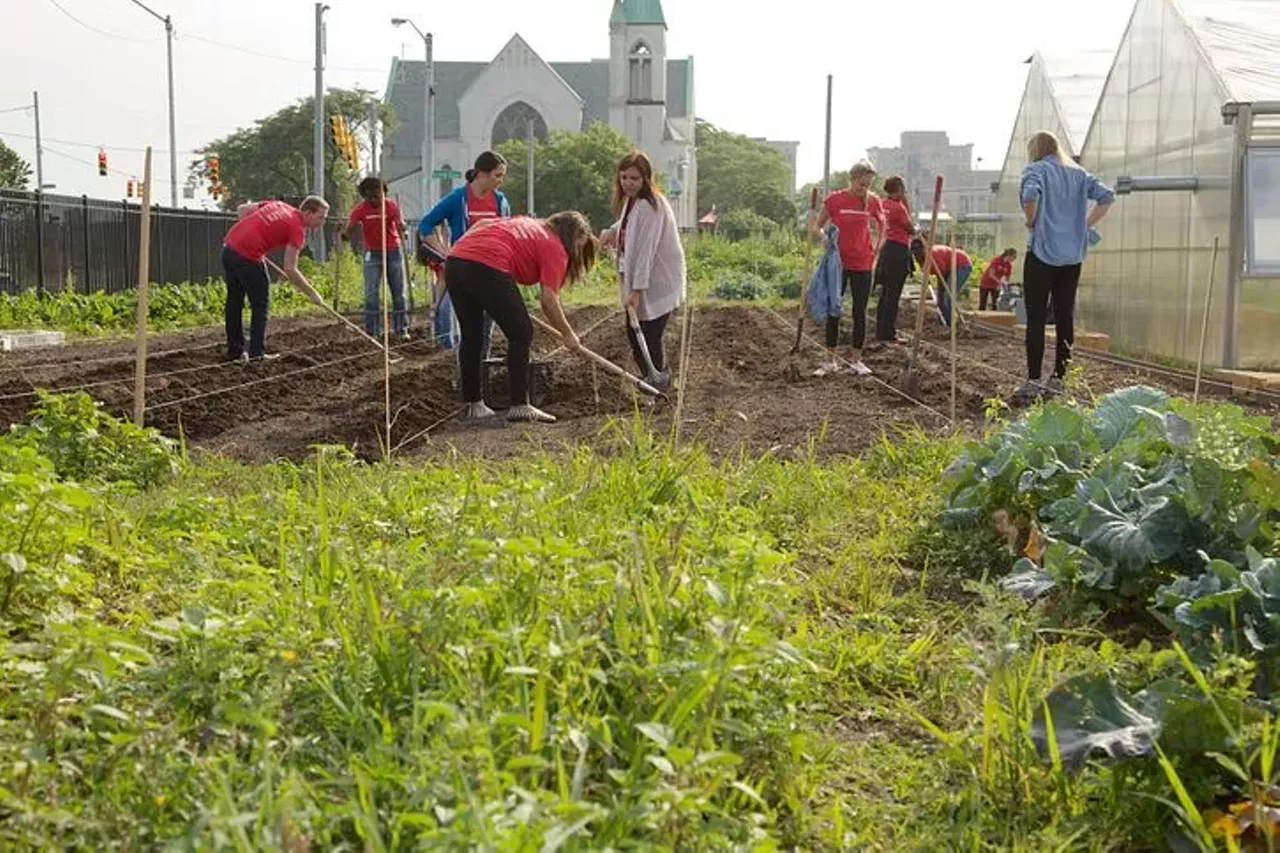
left=993, top=0, right=1280, bottom=369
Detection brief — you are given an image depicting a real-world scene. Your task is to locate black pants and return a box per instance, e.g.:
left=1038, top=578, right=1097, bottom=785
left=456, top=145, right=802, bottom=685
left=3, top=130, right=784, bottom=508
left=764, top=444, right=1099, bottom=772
left=444, top=257, right=533, bottom=404
left=979, top=289, right=997, bottom=311
left=1023, top=250, right=1081, bottom=380
left=222, top=245, right=270, bottom=358
left=874, top=241, right=911, bottom=341
left=625, top=310, right=671, bottom=374
left=826, top=270, right=873, bottom=349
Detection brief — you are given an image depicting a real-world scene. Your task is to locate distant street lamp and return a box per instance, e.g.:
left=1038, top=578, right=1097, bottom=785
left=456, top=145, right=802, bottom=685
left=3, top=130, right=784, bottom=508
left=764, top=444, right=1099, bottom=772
left=391, top=17, right=434, bottom=212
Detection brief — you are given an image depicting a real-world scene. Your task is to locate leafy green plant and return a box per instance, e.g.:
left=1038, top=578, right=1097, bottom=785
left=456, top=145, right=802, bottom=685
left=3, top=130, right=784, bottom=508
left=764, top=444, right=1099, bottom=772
left=7, top=391, right=178, bottom=488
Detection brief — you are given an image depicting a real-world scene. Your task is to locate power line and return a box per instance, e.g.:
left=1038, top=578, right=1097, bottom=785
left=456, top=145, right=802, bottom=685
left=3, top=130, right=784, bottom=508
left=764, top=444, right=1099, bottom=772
left=45, top=0, right=159, bottom=43
left=0, top=105, right=33, bottom=115
left=180, top=33, right=386, bottom=74
left=0, top=128, right=201, bottom=156
left=40, top=142, right=180, bottom=187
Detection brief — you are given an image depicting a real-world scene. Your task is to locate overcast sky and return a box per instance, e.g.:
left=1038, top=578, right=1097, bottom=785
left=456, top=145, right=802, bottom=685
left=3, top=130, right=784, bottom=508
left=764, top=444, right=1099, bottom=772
left=1, top=0, right=1133, bottom=205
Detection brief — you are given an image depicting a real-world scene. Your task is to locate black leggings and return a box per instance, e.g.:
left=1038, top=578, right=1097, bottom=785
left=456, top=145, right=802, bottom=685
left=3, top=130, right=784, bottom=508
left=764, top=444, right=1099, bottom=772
left=626, top=310, right=671, bottom=374
left=222, top=246, right=270, bottom=358
left=979, top=289, right=997, bottom=311
left=826, top=270, right=873, bottom=349
left=1023, top=250, right=1081, bottom=380
left=444, top=257, right=533, bottom=404
left=875, top=241, right=911, bottom=341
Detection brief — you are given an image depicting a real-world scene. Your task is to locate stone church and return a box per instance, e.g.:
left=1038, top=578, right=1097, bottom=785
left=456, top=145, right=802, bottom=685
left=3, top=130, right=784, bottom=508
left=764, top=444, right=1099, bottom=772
left=383, top=0, right=698, bottom=228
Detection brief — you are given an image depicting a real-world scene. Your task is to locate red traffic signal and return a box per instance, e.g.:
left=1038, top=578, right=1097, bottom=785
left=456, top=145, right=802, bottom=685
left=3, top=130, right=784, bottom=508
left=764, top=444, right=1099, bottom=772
left=127, top=177, right=135, bottom=198
left=208, top=154, right=220, bottom=185
left=98, top=148, right=108, bottom=177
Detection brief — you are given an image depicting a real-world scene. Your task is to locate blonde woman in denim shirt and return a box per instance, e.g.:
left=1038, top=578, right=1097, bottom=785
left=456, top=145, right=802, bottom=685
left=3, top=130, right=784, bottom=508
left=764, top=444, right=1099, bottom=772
left=1016, top=131, right=1114, bottom=404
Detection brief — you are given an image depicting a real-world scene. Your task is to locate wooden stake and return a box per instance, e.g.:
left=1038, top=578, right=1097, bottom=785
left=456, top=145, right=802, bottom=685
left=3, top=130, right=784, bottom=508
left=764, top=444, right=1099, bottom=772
left=949, top=221, right=958, bottom=422
left=132, top=146, right=153, bottom=424
left=1193, top=236, right=1221, bottom=405
left=529, top=313, right=662, bottom=396
left=379, top=188, right=391, bottom=456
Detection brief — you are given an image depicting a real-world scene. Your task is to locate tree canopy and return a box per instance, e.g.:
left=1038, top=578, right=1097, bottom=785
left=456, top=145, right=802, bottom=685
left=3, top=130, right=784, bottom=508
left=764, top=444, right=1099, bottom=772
left=694, top=120, right=794, bottom=225
left=0, top=139, right=32, bottom=191
left=188, top=88, right=393, bottom=213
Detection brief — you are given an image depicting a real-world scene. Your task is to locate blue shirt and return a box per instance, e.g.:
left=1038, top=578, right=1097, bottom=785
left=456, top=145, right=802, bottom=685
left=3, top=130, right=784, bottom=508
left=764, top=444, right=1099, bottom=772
left=1020, top=155, right=1115, bottom=266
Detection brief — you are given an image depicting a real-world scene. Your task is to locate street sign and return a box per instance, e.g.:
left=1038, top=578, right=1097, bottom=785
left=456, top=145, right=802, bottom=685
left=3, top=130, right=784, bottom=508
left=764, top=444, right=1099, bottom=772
left=432, top=168, right=463, bottom=179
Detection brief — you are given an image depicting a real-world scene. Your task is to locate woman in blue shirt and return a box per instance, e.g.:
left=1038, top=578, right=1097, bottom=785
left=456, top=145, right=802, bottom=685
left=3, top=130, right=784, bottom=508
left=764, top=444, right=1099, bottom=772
left=418, top=151, right=512, bottom=354
left=1016, top=131, right=1114, bottom=404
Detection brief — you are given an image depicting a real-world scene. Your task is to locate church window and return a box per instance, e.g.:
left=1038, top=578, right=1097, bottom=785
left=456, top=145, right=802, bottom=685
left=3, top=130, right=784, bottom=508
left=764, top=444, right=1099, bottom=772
left=490, top=101, right=548, bottom=148
left=629, top=41, right=653, bottom=101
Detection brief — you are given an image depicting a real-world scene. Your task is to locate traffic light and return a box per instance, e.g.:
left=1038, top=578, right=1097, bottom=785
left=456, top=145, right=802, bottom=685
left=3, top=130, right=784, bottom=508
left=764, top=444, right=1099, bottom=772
left=127, top=177, right=134, bottom=198
left=329, top=115, right=360, bottom=170
left=208, top=154, right=220, bottom=186
left=98, top=148, right=108, bottom=177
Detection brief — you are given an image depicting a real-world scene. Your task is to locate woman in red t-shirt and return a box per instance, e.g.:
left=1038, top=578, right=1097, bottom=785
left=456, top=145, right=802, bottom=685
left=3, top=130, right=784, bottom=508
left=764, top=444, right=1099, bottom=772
left=874, top=175, right=916, bottom=343
left=810, top=160, right=884, bottom=376
left=341, top=177, right=407, bottom=340
left=444, top=211, right=596, bottom=423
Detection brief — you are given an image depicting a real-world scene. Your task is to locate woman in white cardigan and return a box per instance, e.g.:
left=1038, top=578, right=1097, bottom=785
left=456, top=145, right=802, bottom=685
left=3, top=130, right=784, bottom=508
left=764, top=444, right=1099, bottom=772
left=600, top=150, right=686, bottom=392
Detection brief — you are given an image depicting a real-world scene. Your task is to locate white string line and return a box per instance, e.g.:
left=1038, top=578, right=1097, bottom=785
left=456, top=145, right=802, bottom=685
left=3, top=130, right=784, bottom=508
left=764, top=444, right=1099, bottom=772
left=762, top=304, right=954, bottom=425
left=968, top=317, right=1280, bottom=404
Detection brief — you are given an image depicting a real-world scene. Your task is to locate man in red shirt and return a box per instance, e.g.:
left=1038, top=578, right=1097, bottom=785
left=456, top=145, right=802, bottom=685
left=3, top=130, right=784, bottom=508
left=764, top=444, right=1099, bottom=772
left=979, top=248, right=1017, bottom=310
left=809, top=159, right=885, bottom=376
left=341, top=177, right=409, bottom=340
left=222, top=195, right=329, bottom=360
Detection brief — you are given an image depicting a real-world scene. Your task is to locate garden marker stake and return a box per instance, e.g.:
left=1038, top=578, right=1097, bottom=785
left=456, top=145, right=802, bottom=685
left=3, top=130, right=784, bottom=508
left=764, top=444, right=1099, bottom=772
left=529, top=314, right=664, bottom=398
left=898, top=174, right=944, bottom=399
left=264, top=258, right=402, bottom=363
left=792, top=186, right=821, bottom=355
left=379, top=186, right=392, bottom=455
left=132, top=146, right=154, bottom=425
left=1193, top=236, right=1220, bottom=405
left=949, top=218, right=958, bottom=422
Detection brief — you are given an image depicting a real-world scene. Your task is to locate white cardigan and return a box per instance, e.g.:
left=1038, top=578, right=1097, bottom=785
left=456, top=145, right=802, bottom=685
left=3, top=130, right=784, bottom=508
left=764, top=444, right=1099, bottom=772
left=606, top=194, right=686, bottom=322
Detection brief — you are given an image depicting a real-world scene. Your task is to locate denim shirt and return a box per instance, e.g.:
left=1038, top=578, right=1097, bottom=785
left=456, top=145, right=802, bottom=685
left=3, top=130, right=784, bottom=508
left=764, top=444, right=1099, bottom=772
left=1020, top=155, right=1115, bottom=266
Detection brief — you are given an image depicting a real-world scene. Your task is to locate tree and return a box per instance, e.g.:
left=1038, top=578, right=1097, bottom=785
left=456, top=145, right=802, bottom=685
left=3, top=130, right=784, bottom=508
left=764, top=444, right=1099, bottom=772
left=188, top=88, right=394, bottom=213
left=0, top=139, right=32, bottom=191
left=694, top=120, right=794, bottom=225
left=494, top=122, right=635, bottom=230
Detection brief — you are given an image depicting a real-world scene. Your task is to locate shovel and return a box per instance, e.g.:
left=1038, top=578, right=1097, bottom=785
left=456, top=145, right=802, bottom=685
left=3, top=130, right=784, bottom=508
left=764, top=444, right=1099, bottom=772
left=897, top=174, right=945, bottom=399
left=792, top=186, right=822, bottom=355
left=626, top=304, right=667, bottom=389
left=266, top=258, right=403, bottom=363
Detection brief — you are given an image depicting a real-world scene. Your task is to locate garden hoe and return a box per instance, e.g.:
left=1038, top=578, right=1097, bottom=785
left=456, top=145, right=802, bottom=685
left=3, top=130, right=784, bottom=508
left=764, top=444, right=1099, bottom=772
left=897, top=174, right=945, bottom=399
left=265, top=258, right=403, bottom=363
left=530, top=314, right=665, bottom=399
left=626, top=304, right=668, bottom=392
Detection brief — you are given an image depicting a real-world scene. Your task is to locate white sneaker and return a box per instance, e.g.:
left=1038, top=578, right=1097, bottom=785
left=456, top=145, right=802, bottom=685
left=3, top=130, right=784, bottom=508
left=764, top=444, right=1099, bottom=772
left=812, top=360, right=841, bottom=377
left=466, top=401, right=497, bottom=420
left=507, top=403, right=557, bottom=424
left=848, top=360, right=872, bottom=376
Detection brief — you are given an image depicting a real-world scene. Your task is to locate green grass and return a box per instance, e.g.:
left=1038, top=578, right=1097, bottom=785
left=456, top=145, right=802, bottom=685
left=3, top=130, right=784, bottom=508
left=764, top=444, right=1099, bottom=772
left=0, top=402, right=1207, bottom=849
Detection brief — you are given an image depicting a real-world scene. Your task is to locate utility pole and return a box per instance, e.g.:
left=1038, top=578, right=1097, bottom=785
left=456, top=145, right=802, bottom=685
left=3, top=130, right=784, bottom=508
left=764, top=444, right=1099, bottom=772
left=368, top=100, right=379, bottom=175
left=126, top=1, right=178, bottom=207
left=424, top=31, right=435, bottom=213
left=822, top=74, right=832, bottom=197
left=313, top=2, right=328, bottom=261
left=32, top=91, right=44, bottom=192
left=526, top=119, right=535, bottom=215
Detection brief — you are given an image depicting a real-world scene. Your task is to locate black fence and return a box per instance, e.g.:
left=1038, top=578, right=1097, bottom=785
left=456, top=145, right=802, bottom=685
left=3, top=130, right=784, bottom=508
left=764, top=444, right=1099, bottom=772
left=0, top=189, right=341, bottom=296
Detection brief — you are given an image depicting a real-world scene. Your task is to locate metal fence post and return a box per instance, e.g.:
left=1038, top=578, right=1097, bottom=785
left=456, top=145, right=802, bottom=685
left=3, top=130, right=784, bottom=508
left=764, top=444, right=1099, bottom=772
left=34, top=190, right=46, bottom=297
left=123, top=199, right=133, bottom=294
left=81, top=195, right=91, bottom=293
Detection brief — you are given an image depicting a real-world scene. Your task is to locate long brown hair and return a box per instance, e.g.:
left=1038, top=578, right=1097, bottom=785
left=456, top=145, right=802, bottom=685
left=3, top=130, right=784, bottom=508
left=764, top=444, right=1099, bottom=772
left=612, top=150, right=661, bottom=216
left=1027, top=131, right=1080, bottom=170
left=544, top=211, right=598, bottom=286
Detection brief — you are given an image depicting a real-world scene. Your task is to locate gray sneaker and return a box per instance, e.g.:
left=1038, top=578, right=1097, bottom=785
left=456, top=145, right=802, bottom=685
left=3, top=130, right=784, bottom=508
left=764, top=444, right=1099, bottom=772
left=1013, top=379, right=1045, bottom=406
left=507, top=403, right=557, bottom=424
left=1042, top=376, right=1064, bottom=397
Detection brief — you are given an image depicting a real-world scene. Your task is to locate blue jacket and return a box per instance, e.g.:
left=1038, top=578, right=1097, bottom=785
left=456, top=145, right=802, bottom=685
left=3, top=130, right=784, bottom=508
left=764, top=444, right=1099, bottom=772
left=417, top=185, right=512, bottom=245
left=807, top=226, right=843, bottom=322
left=1020, top=155, right=1115, bottom=266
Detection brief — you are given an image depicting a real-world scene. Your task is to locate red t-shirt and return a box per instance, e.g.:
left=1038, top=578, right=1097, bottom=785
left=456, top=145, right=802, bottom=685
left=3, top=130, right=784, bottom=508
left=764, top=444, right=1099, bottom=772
left=449, top=217, right=570, bottom=292
left=347, top=198, right=402, bottom=251
left=823, top=190, right=884, bottom=272
left=980, top=256, right=1013, bottom=290
left=882, top=198, right=913, bottom=246
left=929, top=245, right=972, bottom=279
left=466, top=189, right=501, bottom=229
left=225, top=201, right=306, bottom=262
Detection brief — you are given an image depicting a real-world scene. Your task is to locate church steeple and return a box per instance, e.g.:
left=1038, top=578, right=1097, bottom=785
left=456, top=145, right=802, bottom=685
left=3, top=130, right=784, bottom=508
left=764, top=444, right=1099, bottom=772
left=611, top=0, right=666, bottom=28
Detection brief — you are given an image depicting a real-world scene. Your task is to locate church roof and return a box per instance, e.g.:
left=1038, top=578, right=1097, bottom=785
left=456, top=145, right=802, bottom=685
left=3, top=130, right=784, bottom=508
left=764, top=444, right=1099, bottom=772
left=612, top=0, right=666, bottom=26
left=382, top=53, right=691, bottom=160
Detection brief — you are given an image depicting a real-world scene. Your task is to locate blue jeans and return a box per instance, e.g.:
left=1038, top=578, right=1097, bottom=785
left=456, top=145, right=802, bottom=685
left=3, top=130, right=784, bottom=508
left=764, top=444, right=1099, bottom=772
left=363, top=249, right=407, bottom=336
left=935, top=264, right=972, bottom=327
